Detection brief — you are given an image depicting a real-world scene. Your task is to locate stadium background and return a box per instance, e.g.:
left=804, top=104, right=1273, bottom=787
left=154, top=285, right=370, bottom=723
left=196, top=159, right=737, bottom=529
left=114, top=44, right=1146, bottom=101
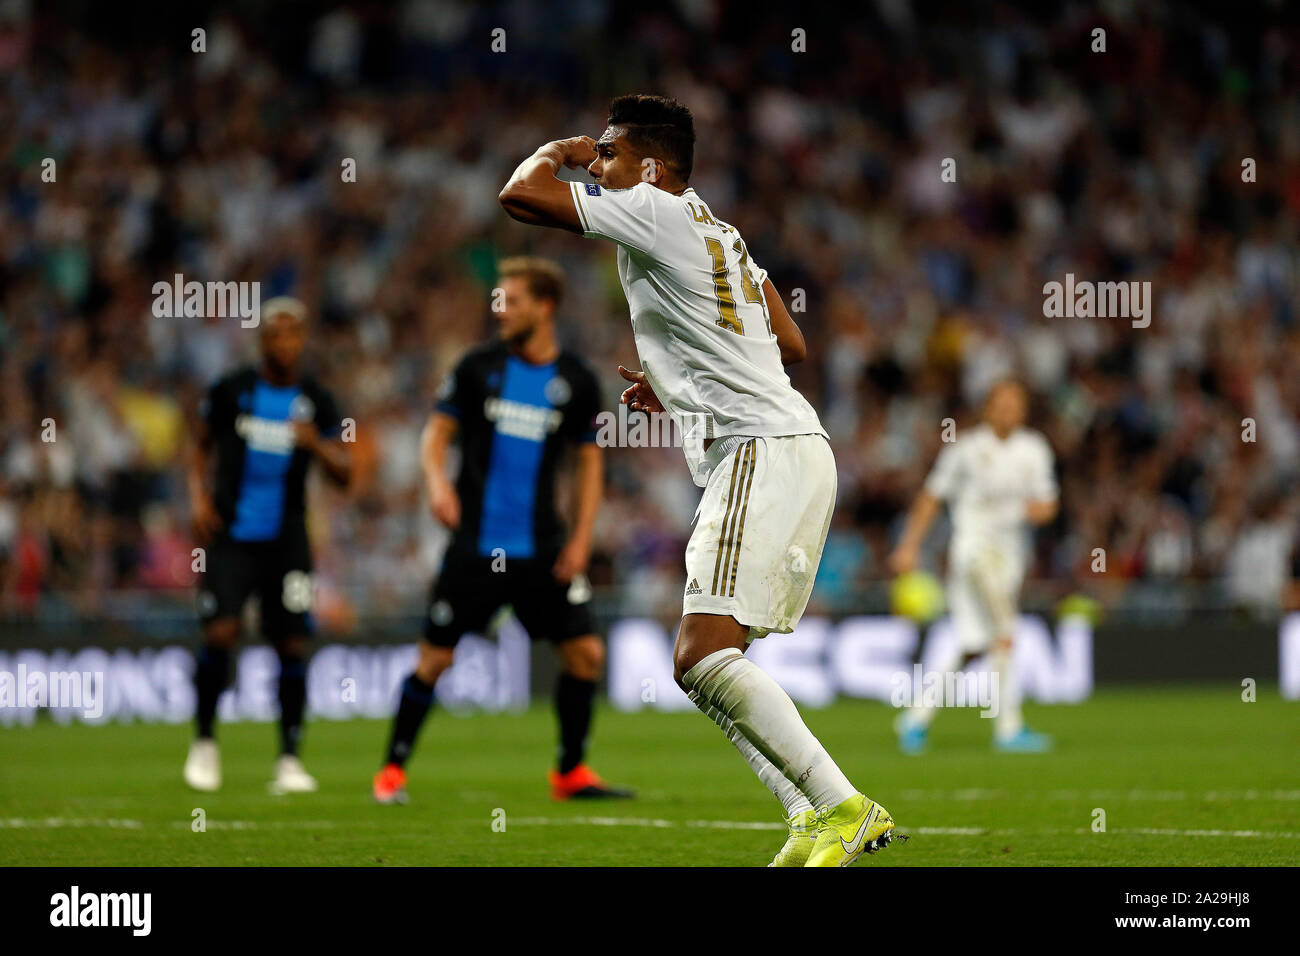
left=2, top=0, right=1299, bottom=706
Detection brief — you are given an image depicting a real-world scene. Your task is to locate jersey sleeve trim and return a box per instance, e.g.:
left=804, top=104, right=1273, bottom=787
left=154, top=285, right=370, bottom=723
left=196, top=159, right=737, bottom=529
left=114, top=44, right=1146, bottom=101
left=570, top=181, right=595, bottom=235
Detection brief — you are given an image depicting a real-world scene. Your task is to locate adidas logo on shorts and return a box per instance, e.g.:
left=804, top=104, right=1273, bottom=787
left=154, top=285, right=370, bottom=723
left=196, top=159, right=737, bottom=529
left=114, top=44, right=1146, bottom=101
left=685, top=577, right=703, bottom=596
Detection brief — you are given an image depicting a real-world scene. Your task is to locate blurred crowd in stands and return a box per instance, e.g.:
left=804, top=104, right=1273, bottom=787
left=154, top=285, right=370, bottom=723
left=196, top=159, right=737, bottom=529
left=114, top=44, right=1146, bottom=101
left=2, top=0, right=1299, bottom=628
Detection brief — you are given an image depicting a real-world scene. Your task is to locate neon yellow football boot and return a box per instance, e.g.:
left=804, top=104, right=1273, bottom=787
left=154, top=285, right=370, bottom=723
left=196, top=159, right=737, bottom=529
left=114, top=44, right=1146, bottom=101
left=767, top=809, right=819, bottom=867
left=805, top=793, right=903, bottom=867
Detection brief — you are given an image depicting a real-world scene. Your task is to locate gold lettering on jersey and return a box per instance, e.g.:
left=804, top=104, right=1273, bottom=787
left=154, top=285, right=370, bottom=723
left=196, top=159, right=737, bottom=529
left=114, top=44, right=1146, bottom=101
left=732, top=237, right=772, bottom=336
left=689, top=202, right=717, bottom=226
left=704, top=237, right=744, bottom=335
left=732, top=239, right=764, bottom=305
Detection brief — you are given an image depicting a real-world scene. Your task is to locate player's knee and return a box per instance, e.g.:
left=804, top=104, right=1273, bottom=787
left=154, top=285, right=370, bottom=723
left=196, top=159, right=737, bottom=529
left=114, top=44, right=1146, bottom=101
left=672, top=623, right=703, bottom=688
left=561, top=635, right=604, bottom=681
left=415, top=643, right=454, bottom=684
left=672, top=639, right=709, bottom=690
left=672, top=615, right=744, bottom=688
left=203, top=618, right=241, bottom=650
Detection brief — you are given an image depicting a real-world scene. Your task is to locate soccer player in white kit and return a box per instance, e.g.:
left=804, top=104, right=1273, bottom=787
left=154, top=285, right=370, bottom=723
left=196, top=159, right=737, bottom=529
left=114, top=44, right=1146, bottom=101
left=889, top=380, right=1059, bottom=753
left=499, top=94, right=900, bottom=866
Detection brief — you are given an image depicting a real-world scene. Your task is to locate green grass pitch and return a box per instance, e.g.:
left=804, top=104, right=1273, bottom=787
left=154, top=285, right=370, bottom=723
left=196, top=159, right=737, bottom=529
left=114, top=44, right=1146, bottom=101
left=2, top=685, right=1297, bottom=866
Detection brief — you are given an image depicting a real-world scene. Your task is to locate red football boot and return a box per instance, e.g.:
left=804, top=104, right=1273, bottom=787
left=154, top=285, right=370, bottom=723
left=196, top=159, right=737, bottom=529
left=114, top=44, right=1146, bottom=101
left=372, top=763, right=409, bottom=805
left=548, top=763, right=635, bottom=800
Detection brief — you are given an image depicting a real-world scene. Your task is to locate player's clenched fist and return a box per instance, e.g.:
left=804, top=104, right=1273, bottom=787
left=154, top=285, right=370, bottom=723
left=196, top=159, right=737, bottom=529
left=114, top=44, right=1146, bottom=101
left=553, top=135, right=597, bottom=169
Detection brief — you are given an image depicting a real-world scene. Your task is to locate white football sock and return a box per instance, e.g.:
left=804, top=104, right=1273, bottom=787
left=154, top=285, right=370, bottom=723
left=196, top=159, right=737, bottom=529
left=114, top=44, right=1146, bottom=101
left=683, top=647, right=857, bottom=811
left=991, top=639, right=1023, bottom=737
left=692, top=696, right=815, bottom=819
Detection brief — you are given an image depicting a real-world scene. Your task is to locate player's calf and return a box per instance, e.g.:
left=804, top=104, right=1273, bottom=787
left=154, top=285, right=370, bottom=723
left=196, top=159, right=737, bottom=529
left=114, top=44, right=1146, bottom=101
left=187, top=618, right=239, bottom=790
left=373, top=643, right=451, bottom=802
left=551, top=634, right=633, bottom=799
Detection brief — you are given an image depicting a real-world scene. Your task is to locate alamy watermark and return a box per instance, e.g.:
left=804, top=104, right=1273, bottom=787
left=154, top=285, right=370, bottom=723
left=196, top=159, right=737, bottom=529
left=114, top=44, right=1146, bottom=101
left=889, top=664, right=1000, bottom=718
left=0, top=666, right=104, bottom=719
left=594, top=405, right=682, bottom=448
left=1043, top=273, right=1151, bottom=328
left=152, top=273, right=260, bottom=327
left=50, top=886, right=151, bottom=936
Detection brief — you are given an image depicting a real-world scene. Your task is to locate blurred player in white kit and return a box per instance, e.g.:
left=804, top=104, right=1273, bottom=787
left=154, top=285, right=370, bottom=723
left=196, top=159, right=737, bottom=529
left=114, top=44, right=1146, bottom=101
left=890, top=380, right=1059, bottom=753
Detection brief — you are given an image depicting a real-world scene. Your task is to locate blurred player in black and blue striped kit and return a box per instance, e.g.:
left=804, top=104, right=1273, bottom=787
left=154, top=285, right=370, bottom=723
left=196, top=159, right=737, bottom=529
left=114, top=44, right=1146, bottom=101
left=372, top=257, right=632, bottom=804
left=184, top=298, right=351, bottom=795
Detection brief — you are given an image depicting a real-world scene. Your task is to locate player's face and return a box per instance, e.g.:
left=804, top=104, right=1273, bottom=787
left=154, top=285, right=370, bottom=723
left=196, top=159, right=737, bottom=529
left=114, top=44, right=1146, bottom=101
left=261, top=312, right=305, bottom=374
left=496, top=276, right=550, bottom=344
left=587, top=128, right=644, bottom=189
left=985, top=384, right=1027, bottom=434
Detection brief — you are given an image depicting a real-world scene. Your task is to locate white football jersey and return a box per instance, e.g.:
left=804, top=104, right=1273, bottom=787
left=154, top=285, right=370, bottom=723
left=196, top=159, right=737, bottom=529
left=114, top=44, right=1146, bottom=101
left=570, top=180, right=826, bottom=486
left=924, top=424, right=1057, bottom=568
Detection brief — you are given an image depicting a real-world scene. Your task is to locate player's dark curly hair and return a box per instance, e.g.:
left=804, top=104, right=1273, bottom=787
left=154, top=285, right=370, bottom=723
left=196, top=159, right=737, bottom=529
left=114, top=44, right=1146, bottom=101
left=608, top=94, right=695, bottom=182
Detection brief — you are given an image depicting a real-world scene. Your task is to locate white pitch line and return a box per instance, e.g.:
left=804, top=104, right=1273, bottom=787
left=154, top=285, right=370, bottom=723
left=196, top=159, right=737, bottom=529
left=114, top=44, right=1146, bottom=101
left=897, top=789, right=1300, bottom=802
left=915, top=825, right=1300, bottom=839
left=0, top=817, right=143, bottom=829
left=0, top=818, right=338, bottom=831
left=4, top=817, right=1298, bottom=841
left=169, top=820, right=342, bottom=831
left=511, top=817, right=1300, bottom=839
left=511, top=815, right=784, bottom=831
left=1102, top=827, right=1300, bottom=839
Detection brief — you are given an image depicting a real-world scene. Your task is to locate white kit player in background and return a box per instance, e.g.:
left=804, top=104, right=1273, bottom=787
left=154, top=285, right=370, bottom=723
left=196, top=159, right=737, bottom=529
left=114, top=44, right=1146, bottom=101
left=890, top=380, right=1059, bottom=753
left=498, top=93, right=902, bottom=866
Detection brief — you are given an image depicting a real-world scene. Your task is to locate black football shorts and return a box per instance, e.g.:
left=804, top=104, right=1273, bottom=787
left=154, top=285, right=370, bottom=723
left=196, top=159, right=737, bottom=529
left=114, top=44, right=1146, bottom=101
left=424, top=554, right=594, bottom=647
left=197, top=531, right=315, bottom=639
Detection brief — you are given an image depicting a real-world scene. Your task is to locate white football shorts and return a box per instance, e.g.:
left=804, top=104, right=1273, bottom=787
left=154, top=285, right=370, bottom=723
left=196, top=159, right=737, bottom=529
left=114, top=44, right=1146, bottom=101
left=947, top=546, right=1025, bottom=653
left=682, top=433, right=836, bottom=638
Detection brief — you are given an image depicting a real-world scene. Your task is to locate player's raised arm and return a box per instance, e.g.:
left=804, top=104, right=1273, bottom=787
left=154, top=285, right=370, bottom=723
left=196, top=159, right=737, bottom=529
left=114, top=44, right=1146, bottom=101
left=761, top=278, right=807, bottom=366
left=498, top=136, right=597, bottom=233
